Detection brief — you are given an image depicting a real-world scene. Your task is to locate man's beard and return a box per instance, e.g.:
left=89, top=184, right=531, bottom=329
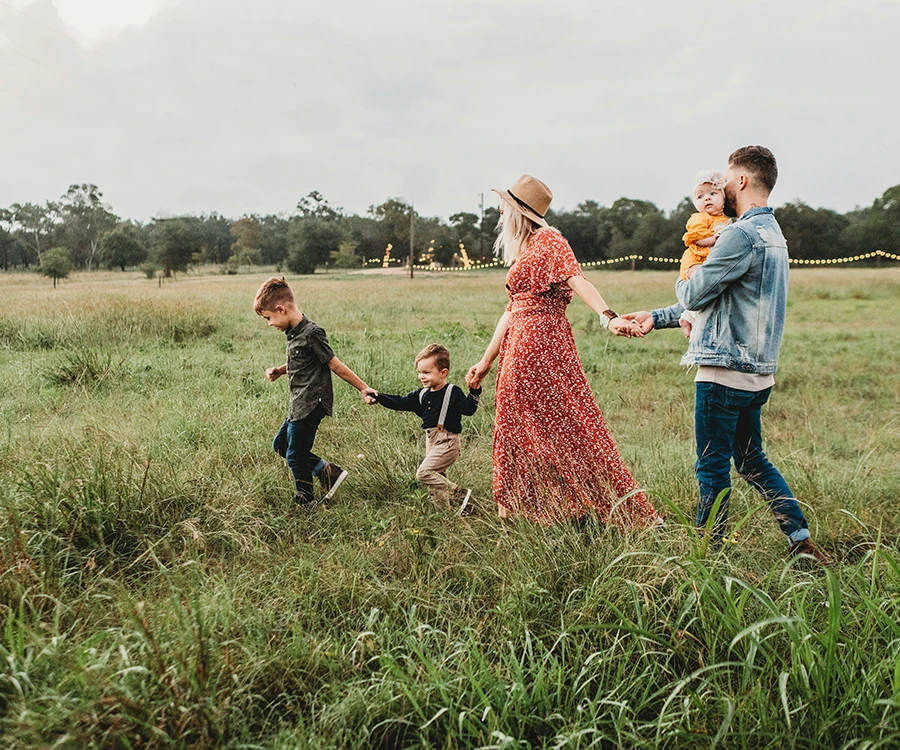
left=723, top=190, right=738, bottom=218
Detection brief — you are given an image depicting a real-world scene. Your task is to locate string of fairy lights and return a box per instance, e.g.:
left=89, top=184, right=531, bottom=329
left=364, top=248, right=899, bottom=271
left=787, top=250, right=900, bottom=265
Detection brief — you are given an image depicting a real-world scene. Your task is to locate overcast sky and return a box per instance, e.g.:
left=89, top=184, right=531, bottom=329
left=2, top=0, right=897, bottom=221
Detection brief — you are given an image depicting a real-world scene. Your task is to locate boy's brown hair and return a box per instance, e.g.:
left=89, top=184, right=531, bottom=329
left=416, top=343, right=450, bottom=371
left=728, top=145, right=778, bottom=194
left=254, top=276, right=295, bottom=314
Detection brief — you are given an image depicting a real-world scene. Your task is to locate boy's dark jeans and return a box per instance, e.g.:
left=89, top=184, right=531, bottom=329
left=694, top=382, right=810, bottom=544
left=273, top=403, right=327, bottom=503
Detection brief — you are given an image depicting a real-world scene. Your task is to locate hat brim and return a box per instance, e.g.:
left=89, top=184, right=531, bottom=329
left=492, top=188, right=549, bottom=228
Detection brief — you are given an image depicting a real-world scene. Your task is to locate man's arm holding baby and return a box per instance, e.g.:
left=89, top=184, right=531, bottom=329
left=675, top=227, right=753, bottom=312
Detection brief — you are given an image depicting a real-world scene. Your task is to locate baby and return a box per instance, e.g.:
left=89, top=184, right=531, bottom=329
left=679, top=171, right=731, bottom=338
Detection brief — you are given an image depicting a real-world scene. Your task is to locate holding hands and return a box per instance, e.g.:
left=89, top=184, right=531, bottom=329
left=466, top=360, right=491, bottom=390
left=608, top=317, right=644, bottom=338
left=620, top=311, right=654, bottom=336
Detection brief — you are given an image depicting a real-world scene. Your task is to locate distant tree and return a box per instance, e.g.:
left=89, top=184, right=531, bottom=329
left=777, top=201, right=849, bottom=260
left=449, top=212, right=478, bottom=233
left=0, top=208, right=19, bottom=270
left=285, top=194, right=350, bottom=273
left=151, top=218, right=203, bottom=277
left=367, top=199, right=412, bottom=264
left=345, top=214, right=387, bottom=263
left=230, top=217, right=262, bottom=255
left=226, top=218, right=263, bottom=271
left=606, top=197, right=668, bottom=260
left=479, top=206, right=501, bottom=261
left=651, top=196, right=696, bottom=266
left=330, top=241, right=362, bottom=269
left=57, top=184, right=118, bottom=270
left=449, top=211, right=478, bottom=242
left=10, top=201, right=58, bottom=266
left=259, top=214, right=290, bottom=265
left=297, top=191, right=343, bottom=220
left=412, top=214, right=455, bottom=266
left=39, top=247, right=73, bottom=287
left=446, top=212, right=478, bottom=265
left=287, top=218, right=344, bottom=274
left=869, top=184, right=900, bottom=255
left=841, top=184, right=900, bottom=262
left=667, top=197, right=695, bottom=238
left=553, top=201, right=612, bottom=262
left=98, top=225, right=147, bottom=271
left=196, top=214, right=234, bottom=264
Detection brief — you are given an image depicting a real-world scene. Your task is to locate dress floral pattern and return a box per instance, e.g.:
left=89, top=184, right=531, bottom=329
left=493, top=227, right=660, bottom=527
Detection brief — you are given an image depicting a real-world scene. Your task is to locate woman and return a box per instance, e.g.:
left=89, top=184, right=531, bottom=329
left=466, top=174, right=660, bottom=527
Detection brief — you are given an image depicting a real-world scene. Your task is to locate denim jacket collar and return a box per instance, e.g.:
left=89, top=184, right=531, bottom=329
left=739, top=206, right=773, bottom=220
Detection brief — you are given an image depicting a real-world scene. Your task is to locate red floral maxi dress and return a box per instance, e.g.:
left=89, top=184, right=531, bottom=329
left=493, top=227, right=660, bottom=527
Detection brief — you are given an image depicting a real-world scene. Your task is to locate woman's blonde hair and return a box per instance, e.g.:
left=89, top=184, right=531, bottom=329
left=494, top=199, right=542, bottom=265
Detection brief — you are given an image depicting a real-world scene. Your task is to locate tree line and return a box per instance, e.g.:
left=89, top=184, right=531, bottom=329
left=1, top=183, right=898, bottom=283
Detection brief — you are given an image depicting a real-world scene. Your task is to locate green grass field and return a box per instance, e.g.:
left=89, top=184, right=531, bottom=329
left=1, top=267, right=898, bottom=749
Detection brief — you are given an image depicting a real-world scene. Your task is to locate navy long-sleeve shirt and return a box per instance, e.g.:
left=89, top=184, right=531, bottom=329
left=375, top=383, right=481, bottom=434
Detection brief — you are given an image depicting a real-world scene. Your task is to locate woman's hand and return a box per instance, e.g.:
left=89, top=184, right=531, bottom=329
left=466, top=360, right=492, bottom=389
left=621, top=311, right=654, bottom=335
left=609, top=317, right=644, bottom=338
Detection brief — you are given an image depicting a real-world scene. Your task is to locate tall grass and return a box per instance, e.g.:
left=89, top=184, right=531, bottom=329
left=0, top=268, right=898, bottom=748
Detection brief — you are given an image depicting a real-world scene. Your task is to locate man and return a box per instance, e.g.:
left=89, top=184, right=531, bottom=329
left=624, top=145, right=828, bottom=564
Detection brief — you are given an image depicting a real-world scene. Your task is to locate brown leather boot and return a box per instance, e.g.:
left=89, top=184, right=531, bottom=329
left=788, top=538, right=831, bottom=567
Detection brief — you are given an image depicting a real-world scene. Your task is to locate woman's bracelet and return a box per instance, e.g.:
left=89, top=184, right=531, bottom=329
left=599, top=309, right=619, bottom=329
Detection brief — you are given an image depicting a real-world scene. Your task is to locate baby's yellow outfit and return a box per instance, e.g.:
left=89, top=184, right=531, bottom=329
left=680, top=212, right=731, bottom=280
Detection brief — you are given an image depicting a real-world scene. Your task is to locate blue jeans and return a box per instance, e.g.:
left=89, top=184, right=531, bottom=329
left=273, top=403, right=327, bottom=502
left=694, top=382, right=809, bottom=544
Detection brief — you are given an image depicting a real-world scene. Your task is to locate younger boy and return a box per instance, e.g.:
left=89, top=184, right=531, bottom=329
left=254, top=276, right=376, bottom=505
left=371, top=344, right=481, bottom=515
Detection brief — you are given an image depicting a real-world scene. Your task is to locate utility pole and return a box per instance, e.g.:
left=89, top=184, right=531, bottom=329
left=409, top=202, right=415, bottom=279
left=478, top=192, right=484, bottom=259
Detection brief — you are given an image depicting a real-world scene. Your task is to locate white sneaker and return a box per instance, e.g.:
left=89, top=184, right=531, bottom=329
left=320, top=463, right=348, bottom=501
left=455, top=488, right=473, bottom=516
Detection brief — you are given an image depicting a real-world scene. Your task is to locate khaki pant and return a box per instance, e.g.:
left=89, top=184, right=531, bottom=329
left=416, top=428, right=461, bottom=507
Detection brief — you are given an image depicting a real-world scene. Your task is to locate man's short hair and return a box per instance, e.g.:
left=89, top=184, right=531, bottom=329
left=415, top=343, right=450, bottom=371
left=254, top=276, right=295, bottom=313
left=729, top=145, right=778, bottom=193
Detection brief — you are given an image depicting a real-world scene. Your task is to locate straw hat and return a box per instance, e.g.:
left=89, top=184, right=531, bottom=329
left=492, top=174, right=552, bottom=227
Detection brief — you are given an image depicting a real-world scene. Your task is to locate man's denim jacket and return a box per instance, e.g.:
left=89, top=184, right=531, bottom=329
left=651, top=206, right=787, bottom=374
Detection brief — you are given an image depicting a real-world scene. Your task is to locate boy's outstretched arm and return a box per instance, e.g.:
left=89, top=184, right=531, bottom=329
left=328, top=356, right=377, bottom=403
left=375, top=391, right=421, bottom=412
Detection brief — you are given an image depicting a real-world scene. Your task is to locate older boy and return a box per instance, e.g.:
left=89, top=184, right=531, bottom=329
left=254, top=276, right=376, bottom=505
left=372, top=344, right=481, bottom=515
